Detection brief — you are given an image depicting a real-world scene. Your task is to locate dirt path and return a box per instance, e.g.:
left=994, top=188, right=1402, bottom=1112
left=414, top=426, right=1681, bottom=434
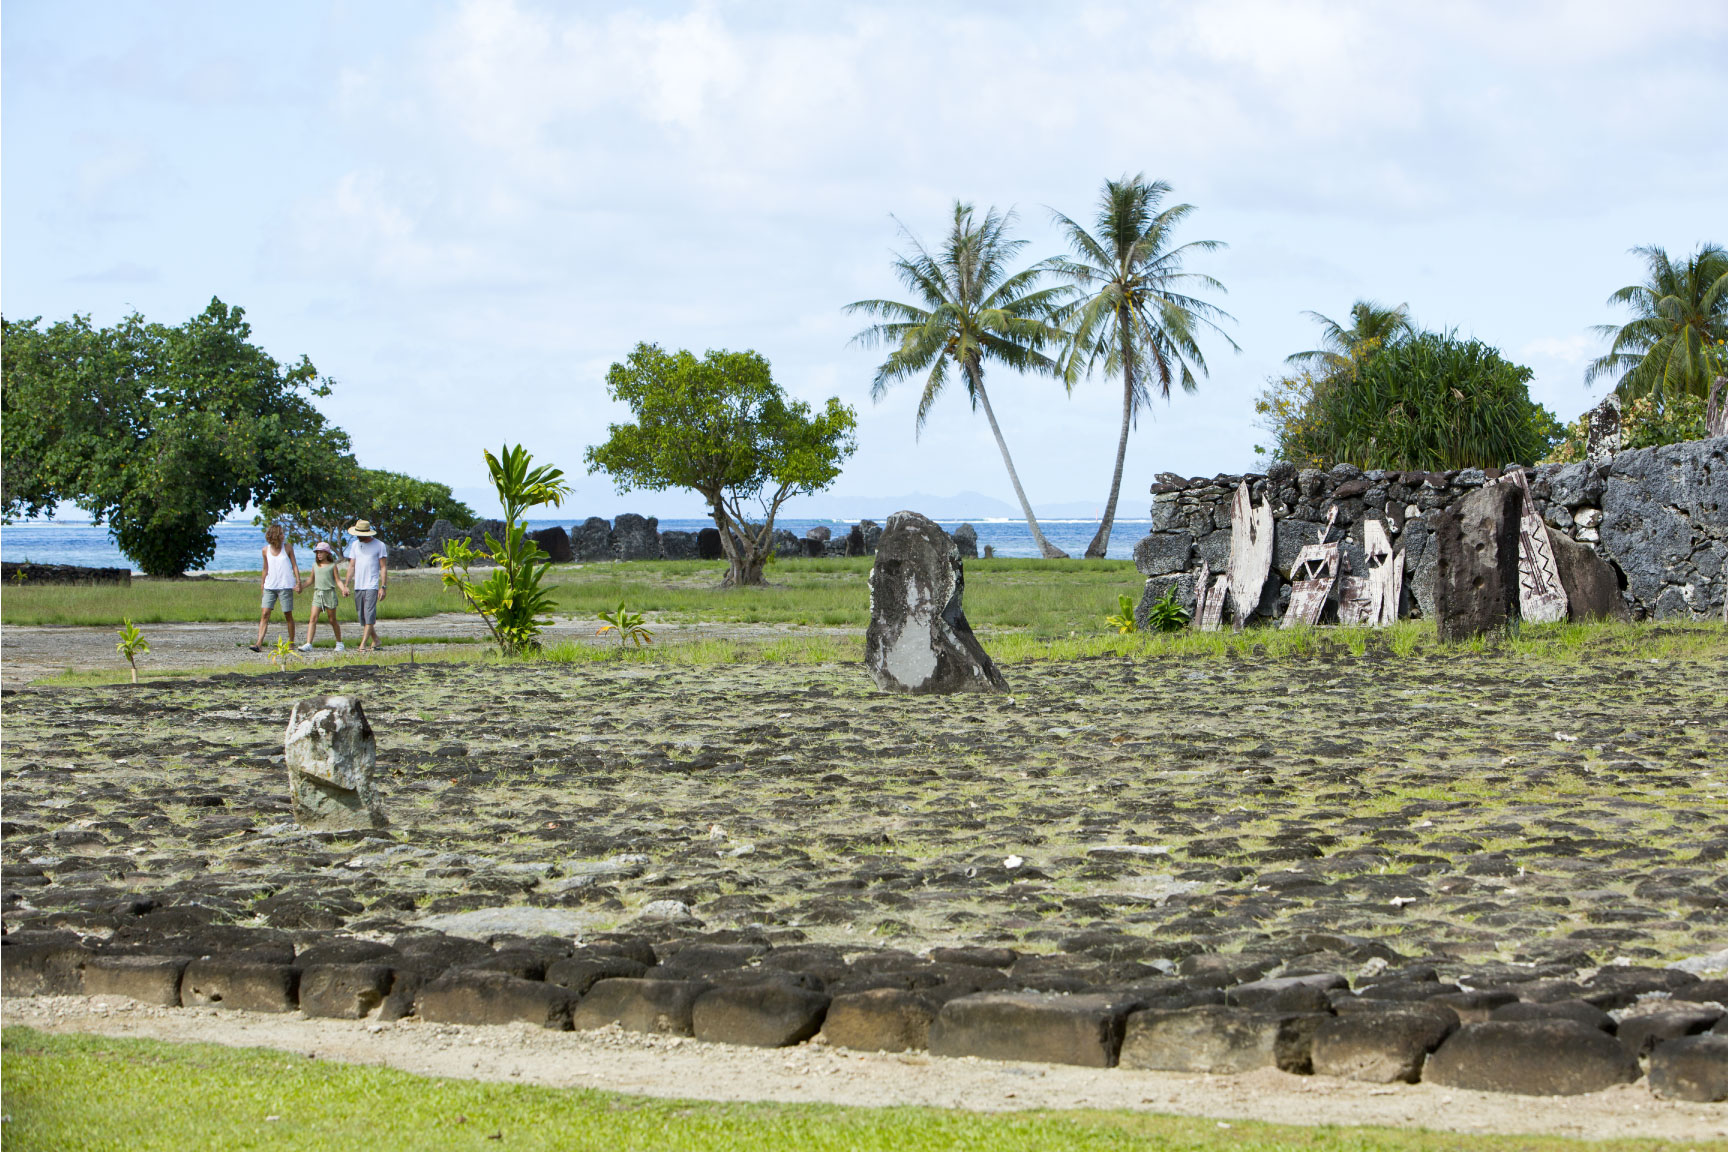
left=0, top=614, right=857, bottom=688
left=6, top=997, right=1722, bottom=1141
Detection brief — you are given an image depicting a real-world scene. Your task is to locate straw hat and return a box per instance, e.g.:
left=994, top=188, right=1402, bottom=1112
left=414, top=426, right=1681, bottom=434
left=348, top=520, right=378, bottom=538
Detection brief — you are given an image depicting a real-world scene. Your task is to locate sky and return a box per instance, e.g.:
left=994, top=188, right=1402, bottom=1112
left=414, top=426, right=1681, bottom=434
left=5, top=0, right=1724, bottom=521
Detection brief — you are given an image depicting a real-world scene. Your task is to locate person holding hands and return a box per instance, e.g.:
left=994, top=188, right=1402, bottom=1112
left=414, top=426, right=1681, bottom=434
left=343, top=519, right=389, bottom=652
left=251, top=524, right=301, bottom=652
left=298, top=542, right=348, bottom=651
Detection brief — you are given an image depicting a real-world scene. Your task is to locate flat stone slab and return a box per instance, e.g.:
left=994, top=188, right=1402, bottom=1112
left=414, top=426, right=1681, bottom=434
left=1119, top=1006, right=1321, bottom=1074
left=1424, top=1021, right=1640, bottom=1096
left=412, top=907, right=598, bottom=940
left=572, top=978, right=710, bottom=1037
left=928, top=992, right=1141, bottom=1068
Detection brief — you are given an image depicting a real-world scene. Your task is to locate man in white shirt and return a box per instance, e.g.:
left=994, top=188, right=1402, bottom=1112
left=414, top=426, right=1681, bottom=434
left=344, top=519, right=390, bottom=652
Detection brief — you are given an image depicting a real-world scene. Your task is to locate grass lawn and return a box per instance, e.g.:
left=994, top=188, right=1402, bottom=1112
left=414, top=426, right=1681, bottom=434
left=1, top=573, right=467, bottom=627
left=2, top=558, right=1143, bottom=632
left=1, top=1030, right=1688, bottom=1152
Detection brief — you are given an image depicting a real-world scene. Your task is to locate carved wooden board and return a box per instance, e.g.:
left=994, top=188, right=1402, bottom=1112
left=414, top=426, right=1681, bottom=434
left=1362, top=518, right=1401, bottom=627
left=1200, top=574, right=1230, bottom=632
left=1281, top=508, right=1340, bottom=629
left=1337, top=575, right=1372, bottom=625
left=1227, top=481, right=1274, bottom=631
left=1508, top=471, right=1567, bottom=624
left=1189, top=559, right=1211, bottom=630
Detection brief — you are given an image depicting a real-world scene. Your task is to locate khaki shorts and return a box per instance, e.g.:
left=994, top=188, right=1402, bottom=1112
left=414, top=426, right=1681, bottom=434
left=312, top=589, right=339, bottom=611
left=261, top=588, right=294, bottom=614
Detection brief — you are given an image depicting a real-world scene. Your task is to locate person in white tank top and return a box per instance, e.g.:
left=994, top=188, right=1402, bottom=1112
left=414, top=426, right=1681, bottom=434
left=253, top=523, right=302, bottom=651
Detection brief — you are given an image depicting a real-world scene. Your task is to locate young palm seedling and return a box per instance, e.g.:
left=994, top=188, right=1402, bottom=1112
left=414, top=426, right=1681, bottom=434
left=115, top=619, right=149, bottom=683
left=1146, top=586, right=1192, bottom=632
left=596, top=601, right=654, bottom=651
left=1104, top=593, right=1138, bottom=634
left=269, top=634, right=297, bottom=673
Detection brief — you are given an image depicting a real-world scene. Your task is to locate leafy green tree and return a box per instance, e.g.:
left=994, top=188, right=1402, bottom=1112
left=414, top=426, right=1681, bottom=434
left=434, top=445, right=568, bottom=655
left=2, top=299, right=354, bottom=575
left=1277, top=331, right=1562, bottom=470
left=1284, top=300, right=1415, bottom=375
left=258, top=466, right=475, bottom=547
left=586, top=343, right=856, bottom=588
left=1049, top=176, right=1236, bottom=558
left=1587, top=243, right=1727, bottom=406
left=848, top=203, right=1071, bottom=559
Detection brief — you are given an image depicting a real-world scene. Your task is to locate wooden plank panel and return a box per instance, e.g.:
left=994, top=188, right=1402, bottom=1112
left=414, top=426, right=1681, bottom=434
left=1227, top=481, right=1274, bottom=631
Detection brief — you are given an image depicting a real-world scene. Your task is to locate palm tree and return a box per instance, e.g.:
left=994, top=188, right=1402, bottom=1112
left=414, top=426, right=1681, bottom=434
left=1285, top=300, right=1415, bottom=375
left=1586, top=243, right=1728, bottom=405
left=848, top=202, right=1071, bottom=559
left=1049, top=175, right=1236, bottom=559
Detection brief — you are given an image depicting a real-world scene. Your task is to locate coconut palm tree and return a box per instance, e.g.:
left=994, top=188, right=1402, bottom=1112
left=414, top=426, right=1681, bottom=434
left=1285, top=300, right=1415, bottom=375
left=1049, top=175, right=1237, bottom=559
left=848, top=202, right=1072, bottom=559
left=1586, top=243, right=1728, bottom=405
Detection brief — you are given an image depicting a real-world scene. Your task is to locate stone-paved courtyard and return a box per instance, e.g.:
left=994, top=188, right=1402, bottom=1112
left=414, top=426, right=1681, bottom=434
left=5, top=650, right=1725, bottom=966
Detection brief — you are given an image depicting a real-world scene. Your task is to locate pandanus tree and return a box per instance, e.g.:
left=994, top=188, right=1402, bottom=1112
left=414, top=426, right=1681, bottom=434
left=1285, top=299, right=1415, bottom=375
left=1586, top=243, right=1728, bottom=406
left=1048, top=176, right=1236, bottom=558
left=849, top=202, right=1071, bottom=559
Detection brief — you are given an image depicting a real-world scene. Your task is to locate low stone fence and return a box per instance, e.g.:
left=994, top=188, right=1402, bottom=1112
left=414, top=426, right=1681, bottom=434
left=5, top=921, right=1722, bottom=1099
left=1, top=562, right=131, bottom=586
left=388, top=517, right=903, bottom=568
left=1133, top=437, right=1726, bottom=624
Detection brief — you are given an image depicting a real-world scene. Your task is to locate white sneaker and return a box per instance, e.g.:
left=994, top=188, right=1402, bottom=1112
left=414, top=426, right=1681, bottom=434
left=298, top=643, right=312, bottom=652
left=334, top=642, right=346, bottom=652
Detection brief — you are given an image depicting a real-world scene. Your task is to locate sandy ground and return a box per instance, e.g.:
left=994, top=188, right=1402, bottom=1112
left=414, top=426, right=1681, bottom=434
left=5, top=996, right=1723, bottom=1141
left=0, top=613, right=855, bottom=688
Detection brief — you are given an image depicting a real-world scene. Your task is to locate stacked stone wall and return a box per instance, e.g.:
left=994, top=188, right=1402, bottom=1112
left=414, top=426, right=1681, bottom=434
left=1133, top=437, right=1726, bottom=623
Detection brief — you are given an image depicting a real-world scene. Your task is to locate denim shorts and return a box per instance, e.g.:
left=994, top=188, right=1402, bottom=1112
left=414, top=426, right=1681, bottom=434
left=354, top=588, right=379, bottom=626
left=261, top=587, right=294, bottom=614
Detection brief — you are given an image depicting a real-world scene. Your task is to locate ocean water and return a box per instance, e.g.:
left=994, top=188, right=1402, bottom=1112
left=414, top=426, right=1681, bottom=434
left=1, top=516, right=1150, bottom=572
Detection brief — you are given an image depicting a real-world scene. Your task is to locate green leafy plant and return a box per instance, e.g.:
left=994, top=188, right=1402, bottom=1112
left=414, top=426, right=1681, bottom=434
left=586, top=344, right=855, bottom=588
left=1588, top=243, right=1727, bottom=406
left=435, top=444, right=570, bottom=655
left=1104, top=593, right=1138, bottom=634
left=596, top=600, right=654, bottom=650
left=115, top=618, right=148, bottom=683
left=1146, top=586, right=1191, bottom=633
left=268, top=634, right=296, bottom=673
left=1257, top=329, right=1561, bottom=469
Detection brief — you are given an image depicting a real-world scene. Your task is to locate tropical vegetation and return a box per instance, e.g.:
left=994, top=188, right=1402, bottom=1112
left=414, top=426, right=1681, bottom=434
left=1, top=299, right=356, bottom=576
left=1258, top=327, right=1561, bottom=470
left=258, top=466, right=475, bottom=548
left=1049, top=175, right=1235, bottom=558
left=1284, top=299, right=1415, bottom=374
left=1586, top=242, right=1727, bottom=405
left=848, top=202, right=1072, bottom=558
left=585, top=343, right=857, bottom=588
left=433, top=444, right=569, bottom=655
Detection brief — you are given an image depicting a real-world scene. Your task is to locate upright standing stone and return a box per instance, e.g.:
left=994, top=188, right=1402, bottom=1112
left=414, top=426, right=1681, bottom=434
left=1547, top=528, right=1628, bottom=622
left=1585, top=394, right=1622, bottom=465
left=1434, top=482, right=1523, bottom=642
left=951, top=523, right=979, bottom=560
left=1707, top=376, right=1727, bottom=439
left=571, top=517, right=613, bottom=561
left=529, top=526, right=573, bottom=564
left=696, top=526, right=724, bottom=560
left=612, top=514, right=659, bottom=561
left=865, top=511, right=1006, bottom=694
left=285, top=696, right=385, bottom=830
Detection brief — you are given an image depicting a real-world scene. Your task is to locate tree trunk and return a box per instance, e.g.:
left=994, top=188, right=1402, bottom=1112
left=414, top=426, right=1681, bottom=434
left=969, top=364, right=1068, bottom=559
left=1085, top=363, right=1135, bottom=559
left=710, top=495, right=769, bottom=587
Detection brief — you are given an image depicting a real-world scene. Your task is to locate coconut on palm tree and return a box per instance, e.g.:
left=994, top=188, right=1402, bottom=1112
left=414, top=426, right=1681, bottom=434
left=1049, top=175, right=1236, bottom=559
left=848, top=202, right=1072, bottom=559
left=1586, top=243, right=1727, bottom=405
left=1285, top=300, right=1415, bottom=375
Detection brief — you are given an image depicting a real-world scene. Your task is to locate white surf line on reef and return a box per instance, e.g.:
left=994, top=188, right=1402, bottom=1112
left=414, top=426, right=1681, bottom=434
left=5, top=997, right=1723, bottom=1142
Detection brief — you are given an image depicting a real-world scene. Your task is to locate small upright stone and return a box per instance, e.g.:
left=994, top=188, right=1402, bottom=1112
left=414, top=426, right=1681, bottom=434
left=865, top=511, right=1006, bottom=694
left=612, top=513, right=659, bottom=561
left=285, top=696, right=385, bottom=830
left=1434, top=481, right=1523, bottom=642
left=951, top=523, right=978, bottom=560
left=571, top=517, right=614, bottom=561
left=1585, top=393, right=1622, bottom=464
